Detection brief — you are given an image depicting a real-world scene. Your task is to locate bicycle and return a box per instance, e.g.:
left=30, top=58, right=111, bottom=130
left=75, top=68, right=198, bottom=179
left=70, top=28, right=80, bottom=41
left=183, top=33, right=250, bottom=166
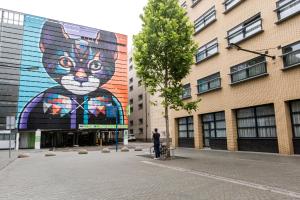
left=149, top=143, right=169, bottom=160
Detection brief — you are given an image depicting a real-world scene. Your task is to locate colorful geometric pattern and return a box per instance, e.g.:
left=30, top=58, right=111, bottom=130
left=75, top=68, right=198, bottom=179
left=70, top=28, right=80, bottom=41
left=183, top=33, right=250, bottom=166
left=88, top=96, right=111, bottom=117
left=43, top=94, right=72, bottom=117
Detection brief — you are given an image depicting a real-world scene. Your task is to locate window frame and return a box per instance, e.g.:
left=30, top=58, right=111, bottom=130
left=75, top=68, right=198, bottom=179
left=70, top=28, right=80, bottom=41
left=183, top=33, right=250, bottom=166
left=191, top=0, right=201, bottom=8
left=275, top=0, right=300, bottom=23
left=226, top=13, right=263, bottom=46
left=289, top=100, right=300, bottom=138
left=138, top=94, right=143, bottom=101
left=139, top=118, right=143, bottom=125
left=194, top=6, right=216, bottom=35
left=281, top=40, right=300, bottom=69
left=178, top=116, right=194, bottom=138
left=236, top=104, right=277, bottom=139
left=197, top=72, right=221, bottom=94
left=196, top=38, right=219, bottom=64
left=181, top=1, right=187, bottom=9
left=202, top=111, right=227, bottom=141
left=138, top=103, right=143, bottom=110
left=223, top=0, right=245, bottom=14
left=182, top=83, right=192, bottom=99
left=229, top=56, right=268, bottom=84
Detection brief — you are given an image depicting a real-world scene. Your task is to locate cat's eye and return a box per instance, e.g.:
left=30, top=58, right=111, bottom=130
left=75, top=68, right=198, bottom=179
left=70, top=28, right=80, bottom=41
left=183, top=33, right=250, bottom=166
left=58, top=56, right=74, bottom=68
left=89, top=60, right=102, bottom=71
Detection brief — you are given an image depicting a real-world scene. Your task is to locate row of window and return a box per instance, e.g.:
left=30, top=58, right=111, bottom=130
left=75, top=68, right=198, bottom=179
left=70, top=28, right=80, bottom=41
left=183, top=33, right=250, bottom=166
left=187, top=0, right=243, bottom=12
left=129, top=118, right=144, bottom=126
left=195, top=13, right=263, bottom=63
left=183, top=0, right=300, bottom=24
left=129, top=128, right=144, bottom=135
left=0, top=10, right=24, bottom=26
left=0, top=134, right=16, bottom=141
left=183, top=40, right=300, bottom=96
left=178, top=101, right=300, bottom=140
left=190, top=1, right=300, bottom=62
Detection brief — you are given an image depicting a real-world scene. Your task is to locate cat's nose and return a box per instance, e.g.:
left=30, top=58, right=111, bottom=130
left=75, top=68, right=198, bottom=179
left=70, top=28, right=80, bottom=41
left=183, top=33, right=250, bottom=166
left=75, top=68, right=87, bottom=78
left=74, top=68, right=88, bottom=82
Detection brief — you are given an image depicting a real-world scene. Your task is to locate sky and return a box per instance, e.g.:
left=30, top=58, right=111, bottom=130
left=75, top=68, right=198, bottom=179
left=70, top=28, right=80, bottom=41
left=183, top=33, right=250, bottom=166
left=0, top=0, right=148, bottom=50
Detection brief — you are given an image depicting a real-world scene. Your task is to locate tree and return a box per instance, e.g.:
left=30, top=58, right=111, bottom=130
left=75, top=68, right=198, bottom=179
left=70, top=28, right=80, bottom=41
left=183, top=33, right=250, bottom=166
left=133, top=0, right=200, bottom=157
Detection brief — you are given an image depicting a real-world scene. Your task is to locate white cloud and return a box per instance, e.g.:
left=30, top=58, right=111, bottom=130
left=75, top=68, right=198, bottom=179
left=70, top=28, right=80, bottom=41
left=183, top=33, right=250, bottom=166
left=0, top=0, right=147, bottom=50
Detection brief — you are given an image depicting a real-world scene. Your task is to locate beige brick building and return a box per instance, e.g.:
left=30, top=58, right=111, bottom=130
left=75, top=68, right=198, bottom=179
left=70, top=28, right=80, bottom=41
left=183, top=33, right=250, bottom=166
left=128, top=51, right=167, bottom=141
left=172, top=0, right=300, bottom=154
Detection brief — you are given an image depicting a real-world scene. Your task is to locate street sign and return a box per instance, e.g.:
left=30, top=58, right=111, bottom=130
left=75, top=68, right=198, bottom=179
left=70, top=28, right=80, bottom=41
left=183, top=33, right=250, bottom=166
left=123, top=130, right=128, bottom=145
left=79, top=124, right=128, bottom=129
left=6, top=116, right=15, bottom=130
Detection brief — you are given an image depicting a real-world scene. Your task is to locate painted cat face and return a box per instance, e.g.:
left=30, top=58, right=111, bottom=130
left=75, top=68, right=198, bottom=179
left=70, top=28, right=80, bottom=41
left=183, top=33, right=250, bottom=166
left=39, top=21, right=118, bottom=95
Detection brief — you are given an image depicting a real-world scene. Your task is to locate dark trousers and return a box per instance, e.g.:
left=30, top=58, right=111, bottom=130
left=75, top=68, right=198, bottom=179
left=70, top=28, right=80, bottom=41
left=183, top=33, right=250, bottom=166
left=154, top=144, right=160, bottom=158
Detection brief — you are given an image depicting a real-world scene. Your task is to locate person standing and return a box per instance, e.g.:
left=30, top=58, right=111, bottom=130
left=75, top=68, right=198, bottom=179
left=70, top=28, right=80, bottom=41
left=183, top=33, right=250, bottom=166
left=152, top=128, right=160, bottom=159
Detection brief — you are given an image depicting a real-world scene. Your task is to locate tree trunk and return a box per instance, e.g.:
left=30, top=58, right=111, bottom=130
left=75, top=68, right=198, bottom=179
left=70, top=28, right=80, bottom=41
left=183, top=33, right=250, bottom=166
left=164, top=67, right=170, bottom=158
left=164, top=100, right=170, bottom=158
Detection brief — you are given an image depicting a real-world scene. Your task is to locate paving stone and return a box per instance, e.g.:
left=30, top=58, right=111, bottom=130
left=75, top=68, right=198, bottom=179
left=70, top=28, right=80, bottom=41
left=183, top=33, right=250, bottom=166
left=102, top=148, right=110, bottom=153
left=121, top=147, right=129, bottom=152
left=45, top=152, right=56, bottom=157
left=78, top=149, right=88, bottom=154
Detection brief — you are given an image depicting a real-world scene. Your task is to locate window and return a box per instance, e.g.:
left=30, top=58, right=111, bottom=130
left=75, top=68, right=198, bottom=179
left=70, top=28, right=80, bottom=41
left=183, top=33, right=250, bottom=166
left=130, top=129, right=134, bottom=135
left=196, top=39, right=218, bottom=63
left=202, top=112, right=226, bottom=146
left=129, top=86, right=133, bottom=91
left=191, top=0, right=201, bottom=7
left=230, top=56, right=267, bottom=84
left=224, top=0, right=243, bottom=12
left=129, top=65, right=133, bottom=71
left=282, top=41, right=300, bottom=69
left=197, top=72, right=221, bottom=94
left=227, top=14, right=262, bottom=45
left=194, top=6, right=216, bottom=34
left=139, top=128, right=143, bottom=135
left=290, top=100, right=300, bottom=138
left=2, top=11, right=24, bottom=26
left=130, top=106, right=133, bottom=113
left=236, top=105, right=277, bottom=138
left=182, top=84, right=191, bottom=99
left=138, top=80, right=142, bottom=87
left=139, top=118, right=143, bottom=125
left=276, top=0, right=300, bottom=22
left=0, top=134, right=15, bottom=140
left=129, top=57, right=133, bottom=63
left=138, top=103, right=143, bottom=110
left=181, top=1, right=187, bottom=9
left=129, top=78, right=133, bottom=84
left=178, top=116, right=194, bottom=138
left=130, top=120, right=134, bottom=126
left=138, top=94, right=143, bottom=101
left=130, top=99, right=133, bottom=105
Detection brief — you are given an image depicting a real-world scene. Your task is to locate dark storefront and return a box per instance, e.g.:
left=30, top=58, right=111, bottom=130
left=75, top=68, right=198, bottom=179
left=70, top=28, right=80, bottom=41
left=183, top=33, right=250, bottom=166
left=178, top=116, right=195, bottom=148
left=290, top=100, right=300, bottom=154
left=202, top=111, right=227, bottom=150
left=236, top=104, right=278, bottom=153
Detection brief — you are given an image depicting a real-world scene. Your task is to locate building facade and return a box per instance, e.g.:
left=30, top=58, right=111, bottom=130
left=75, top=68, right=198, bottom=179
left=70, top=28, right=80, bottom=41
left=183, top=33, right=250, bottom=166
left=0, top=8, right=128, bottom=149
left=128, top=51, right=167, bottom=141
left=172, top=0, right=300, bottom=155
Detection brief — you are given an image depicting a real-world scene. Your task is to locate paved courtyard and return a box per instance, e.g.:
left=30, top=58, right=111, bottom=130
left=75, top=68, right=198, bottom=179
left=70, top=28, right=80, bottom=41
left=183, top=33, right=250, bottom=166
left=0, top=147, right=300, bottom=200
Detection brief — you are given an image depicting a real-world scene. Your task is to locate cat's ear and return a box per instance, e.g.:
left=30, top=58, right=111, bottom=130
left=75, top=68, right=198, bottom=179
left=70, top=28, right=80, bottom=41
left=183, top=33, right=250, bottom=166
left=95, top=31, right=118, bottom=60
left=40, top=21, right=70, bottom=53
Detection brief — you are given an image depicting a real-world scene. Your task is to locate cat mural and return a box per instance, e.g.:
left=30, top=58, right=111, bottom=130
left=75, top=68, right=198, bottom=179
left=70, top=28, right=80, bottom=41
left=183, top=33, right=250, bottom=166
left=18, top=21, right=124, bottom=130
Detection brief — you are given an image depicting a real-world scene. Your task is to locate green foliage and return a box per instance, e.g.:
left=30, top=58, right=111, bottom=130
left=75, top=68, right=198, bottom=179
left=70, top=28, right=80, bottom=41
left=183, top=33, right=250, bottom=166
left=133, top=0, right=200, bottom=113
